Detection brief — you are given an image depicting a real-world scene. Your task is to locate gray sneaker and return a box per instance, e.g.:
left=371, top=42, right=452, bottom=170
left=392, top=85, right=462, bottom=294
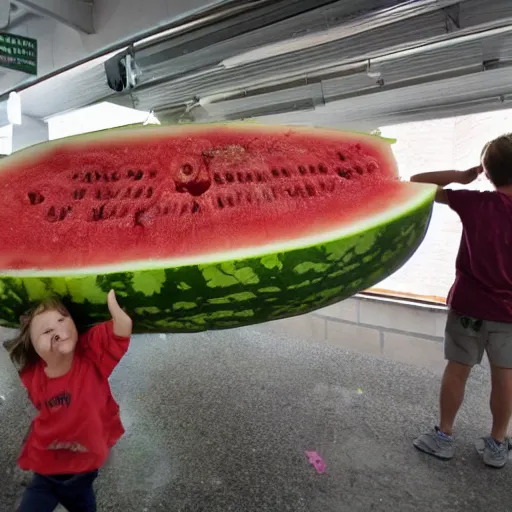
left=475, top=436, right=511, bottom=468
left=413, top=426, right=455, bottom=460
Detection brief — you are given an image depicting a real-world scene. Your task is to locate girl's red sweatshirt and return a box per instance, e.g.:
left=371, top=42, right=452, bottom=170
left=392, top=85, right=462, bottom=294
left=18, top=320, right=130, bottom=475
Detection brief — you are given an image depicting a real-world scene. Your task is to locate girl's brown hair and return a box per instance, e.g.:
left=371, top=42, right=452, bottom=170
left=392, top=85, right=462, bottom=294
left=3, top=297, right=70, bottom=372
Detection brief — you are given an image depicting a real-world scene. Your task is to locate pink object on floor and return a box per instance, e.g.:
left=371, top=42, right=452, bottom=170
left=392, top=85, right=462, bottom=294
left=305, top=451, right=326, bottom=474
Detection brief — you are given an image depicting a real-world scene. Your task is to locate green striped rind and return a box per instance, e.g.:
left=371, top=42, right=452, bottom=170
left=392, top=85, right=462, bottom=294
left=0, top=195, right=433, bottom=334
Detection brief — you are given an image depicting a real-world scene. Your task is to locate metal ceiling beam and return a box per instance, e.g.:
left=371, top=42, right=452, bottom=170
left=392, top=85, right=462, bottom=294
left=130, top=0, right=503, bottom=109
left=0, top=0, right=306, bottom=101
left=15, top=0, right=94, bottom=34
left=219, top=66, right=512, bottom=127
left=220, top=0, right=463, bottom=69
left=158, top=23, right=512, bottom=112
left=134, top=0, right=388, bottom=68
left=180, top=33, right=512, bottom=122
left=325, top=60, right=512, bottom=105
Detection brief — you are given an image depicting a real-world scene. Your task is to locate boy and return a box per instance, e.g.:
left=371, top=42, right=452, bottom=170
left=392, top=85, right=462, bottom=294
left=411, top=133, right=512, bottom=468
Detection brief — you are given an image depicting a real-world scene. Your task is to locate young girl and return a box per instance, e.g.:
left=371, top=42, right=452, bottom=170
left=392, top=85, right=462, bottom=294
left=4, top=289, right=132, bottom=511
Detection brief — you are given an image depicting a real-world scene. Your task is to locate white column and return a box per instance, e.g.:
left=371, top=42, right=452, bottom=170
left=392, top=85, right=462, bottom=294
left=12, top=114, right=49, bottom=152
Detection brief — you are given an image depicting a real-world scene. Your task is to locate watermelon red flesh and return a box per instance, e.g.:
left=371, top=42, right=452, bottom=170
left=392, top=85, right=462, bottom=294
left=0, top=125, right=403, bottom=272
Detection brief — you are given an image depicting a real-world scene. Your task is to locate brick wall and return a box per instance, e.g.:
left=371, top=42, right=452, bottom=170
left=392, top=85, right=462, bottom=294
left=267, top=295, right=448, bottom=374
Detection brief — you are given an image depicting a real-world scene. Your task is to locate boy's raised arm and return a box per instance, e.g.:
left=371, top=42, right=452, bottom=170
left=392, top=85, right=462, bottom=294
left=410, top=166, right=482, bottom=204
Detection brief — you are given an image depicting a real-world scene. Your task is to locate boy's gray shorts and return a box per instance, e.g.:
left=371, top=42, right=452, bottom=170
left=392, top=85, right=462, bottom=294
left=445, top=310, right=512, bottom=368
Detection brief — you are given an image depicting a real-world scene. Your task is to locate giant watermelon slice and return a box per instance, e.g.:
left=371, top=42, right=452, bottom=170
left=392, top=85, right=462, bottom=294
left=0, top=124, right=435, bottom=333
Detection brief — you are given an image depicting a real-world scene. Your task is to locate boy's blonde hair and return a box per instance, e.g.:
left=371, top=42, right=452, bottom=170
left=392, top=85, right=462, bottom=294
left=3, top=297, right=70, bottom=372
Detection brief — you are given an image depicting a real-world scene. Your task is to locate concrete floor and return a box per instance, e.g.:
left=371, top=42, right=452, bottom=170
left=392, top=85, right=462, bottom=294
left=1, top=323, right=511, bottom=512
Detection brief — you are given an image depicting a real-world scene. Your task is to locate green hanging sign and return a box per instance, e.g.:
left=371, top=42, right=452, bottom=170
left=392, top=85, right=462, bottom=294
left=0, top=33, right=37, bottom=75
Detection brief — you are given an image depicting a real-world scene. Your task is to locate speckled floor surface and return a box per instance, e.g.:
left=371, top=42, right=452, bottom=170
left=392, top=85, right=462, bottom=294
left=1, top=323, right=510, bottom=511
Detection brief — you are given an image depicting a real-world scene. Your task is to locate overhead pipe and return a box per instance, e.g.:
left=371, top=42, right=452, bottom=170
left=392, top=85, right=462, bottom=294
left=136, top=6, right=512, bottom=112
left=193, top=62, right=366, bottom=107
left=191, top=24, right=512, bottom=108
left=350, top=91, right=512, bottom=127
left=173, top=59, right=511, bottom=124
left=370, top=24, right=512, bottom=64
left=192, top=61, right=508, bottom=121
left=153, top=53, right=503, bottom=118
left=324, top=59, right=512, bottom=105
left=205, top=84, right=512, bottom=126
left=384, top=92, right=512, bottom=118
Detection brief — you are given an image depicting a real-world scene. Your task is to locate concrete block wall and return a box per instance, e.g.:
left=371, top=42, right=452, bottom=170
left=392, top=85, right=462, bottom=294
left=268, top=295, right=448, bottom=374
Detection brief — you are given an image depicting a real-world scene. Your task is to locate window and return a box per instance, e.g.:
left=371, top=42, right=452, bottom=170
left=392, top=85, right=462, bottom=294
left=371, top=109, right=512, bottom=302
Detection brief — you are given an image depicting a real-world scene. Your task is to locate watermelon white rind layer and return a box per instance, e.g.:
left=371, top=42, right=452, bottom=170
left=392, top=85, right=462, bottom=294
left=0, top=124, right=435, bottom=333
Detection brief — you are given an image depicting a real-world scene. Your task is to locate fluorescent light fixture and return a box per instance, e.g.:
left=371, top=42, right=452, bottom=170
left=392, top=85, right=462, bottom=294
left=221, top=0, right=460, bottom=69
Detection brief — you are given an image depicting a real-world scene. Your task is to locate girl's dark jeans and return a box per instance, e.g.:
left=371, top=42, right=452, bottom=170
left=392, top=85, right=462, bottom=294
left=18, top=470, right=98, bottom=512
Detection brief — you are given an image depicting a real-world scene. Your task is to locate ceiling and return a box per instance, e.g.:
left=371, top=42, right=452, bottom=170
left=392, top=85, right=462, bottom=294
left=2, top=0, right=512, bottom=130
left=0, top=0, right=94, bottom=91
left=8, top=0, right=93, bottom=33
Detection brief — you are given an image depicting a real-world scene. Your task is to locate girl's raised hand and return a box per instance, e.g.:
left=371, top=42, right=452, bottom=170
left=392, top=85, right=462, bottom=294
left=107, top=290, right=133, bottom=337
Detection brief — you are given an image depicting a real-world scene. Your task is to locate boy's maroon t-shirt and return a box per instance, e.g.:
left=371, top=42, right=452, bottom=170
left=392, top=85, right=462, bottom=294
left=18, top=320, right=130, bottom=475
left=445, top=189, right=512, bottom=322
